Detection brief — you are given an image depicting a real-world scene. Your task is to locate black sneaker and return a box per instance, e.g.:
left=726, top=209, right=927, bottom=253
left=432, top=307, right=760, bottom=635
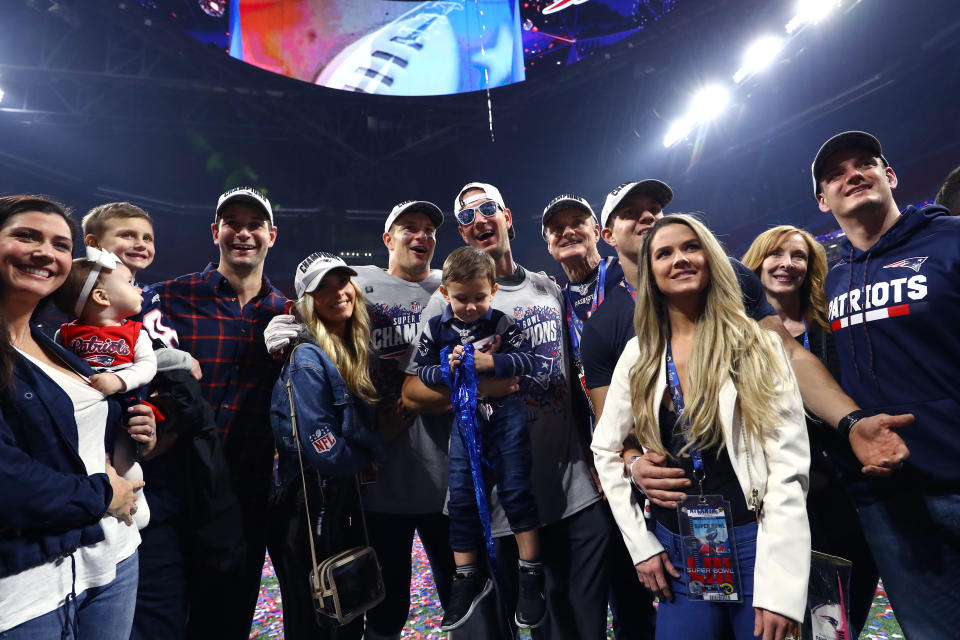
left=440, top=572, right=492, bottom=631
left=514, top=564, right=546, bottom=629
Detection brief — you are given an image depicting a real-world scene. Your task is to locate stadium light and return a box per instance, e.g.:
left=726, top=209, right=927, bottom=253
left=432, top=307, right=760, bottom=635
left=663, top=84, right=730, bottom=148
left=733, top=36, right=785, bottom=83
left=688, top=85, right=730, bottom=123
left=786, top=0, right=839, bottom=34
left=0, top=87, right=4, bottom=104
left=663, top=117, right=693, bottom=148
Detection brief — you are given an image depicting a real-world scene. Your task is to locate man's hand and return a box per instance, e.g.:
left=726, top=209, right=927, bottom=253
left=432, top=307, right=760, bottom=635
left=189, top=357, right=202, bottom=380
left=754, top=608, right=799, bottom=640
left=635, top=552, right=680, bottom=601
left=849, top=413, right=913, bottom=476
left=106, top=461, right=142, bottom=526
left=126, top=404, right=158, bottom=456
left=264, top=313, right=300, bottom=357
left=90, top=372, right=125, bottom=396
left=631, top=451, right=690, bottom=509
left=476, top=376, right=519, bottom=398
left=375, top=396, right=416, bottom=442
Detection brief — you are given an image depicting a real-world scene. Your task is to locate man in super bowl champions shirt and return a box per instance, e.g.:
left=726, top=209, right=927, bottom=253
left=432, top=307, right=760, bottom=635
left=403, top=182, right=609, bottom=639
left=812, top=130, right=960, bottom=638
left=351, top=200, right=456, bottom=640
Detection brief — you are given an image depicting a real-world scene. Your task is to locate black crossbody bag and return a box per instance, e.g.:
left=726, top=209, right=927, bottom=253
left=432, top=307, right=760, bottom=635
left=286, top=375, right=385, bottom=625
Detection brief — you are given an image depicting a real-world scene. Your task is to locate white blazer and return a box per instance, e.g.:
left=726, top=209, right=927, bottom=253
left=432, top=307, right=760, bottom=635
left=591, top=334, right=811, bottom=621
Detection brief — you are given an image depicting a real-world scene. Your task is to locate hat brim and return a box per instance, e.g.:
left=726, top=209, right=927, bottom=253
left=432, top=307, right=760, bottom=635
left=298, top=265, right=358, bottom=298
left=216, top=194, right=273, bottom=222
left=385, top=201, right=444, bottom=232
left=541, top=199, right=596, bottom=239
left=811, top=131, right=885, bottom=194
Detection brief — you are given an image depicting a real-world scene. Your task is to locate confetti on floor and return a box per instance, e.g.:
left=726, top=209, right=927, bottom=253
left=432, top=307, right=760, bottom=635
left=250, top=543, right=903, bottom=639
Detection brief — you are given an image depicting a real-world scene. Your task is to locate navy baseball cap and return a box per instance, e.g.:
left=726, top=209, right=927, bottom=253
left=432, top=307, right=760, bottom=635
left=541, top=194, right=596, bottom=240
left=811, top=131, right=887, bottom=195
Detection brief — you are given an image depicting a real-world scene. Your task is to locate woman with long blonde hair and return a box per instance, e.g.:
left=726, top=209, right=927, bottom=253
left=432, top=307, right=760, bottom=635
left=743, top=226, right=877, bottom=636
left=269, top=252, right=383, bottom=640
left=592, top=215, right=810, bottom=640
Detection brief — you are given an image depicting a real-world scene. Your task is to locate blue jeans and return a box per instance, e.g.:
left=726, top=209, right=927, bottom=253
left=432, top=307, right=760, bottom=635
left=856, top=491, right=960, bottom=638
left=448, top=393, right=538, bottom=552
left=653, top=522, right=759, bottom=640
left=0, top=552, right=139, bottom=640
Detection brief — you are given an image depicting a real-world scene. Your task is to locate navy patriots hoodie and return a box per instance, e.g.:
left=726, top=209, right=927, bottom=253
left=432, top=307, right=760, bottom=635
left=826, top=204, right=960, bottom=500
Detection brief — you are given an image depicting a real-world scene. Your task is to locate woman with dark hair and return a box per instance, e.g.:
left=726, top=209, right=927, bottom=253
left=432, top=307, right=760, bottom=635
left=593, top=215, right=810, bottom=640
left=269, top=252, right=383, bottom=639
left=0, top=195, right=156, bottom=638
left=742, top=225, right=878, bottom=636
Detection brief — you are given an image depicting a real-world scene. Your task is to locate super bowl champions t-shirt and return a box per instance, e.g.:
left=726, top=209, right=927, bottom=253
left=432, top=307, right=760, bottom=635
left=406, top=265, right=600, bottom=536
left=353, top=265, right=451, bottom=515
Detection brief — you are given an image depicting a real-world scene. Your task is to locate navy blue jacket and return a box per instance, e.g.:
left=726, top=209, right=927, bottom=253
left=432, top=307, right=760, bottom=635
left=826, top=204, right=960, bottom=496
left=414, top=305, right=535, bottom=386
left=0, top=328, right=117, bottom=578
left=270, top=336, right=384, bottom=486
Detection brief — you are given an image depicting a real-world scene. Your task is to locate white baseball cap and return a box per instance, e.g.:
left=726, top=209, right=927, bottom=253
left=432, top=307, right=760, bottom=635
left=384, top=200, right=444, bottom=233
left=294, top=252, right=357, bottom=299
left=600, top=180, right=674, bottom=228
left=454, top=182, right=514, bottom=239
left=216, top=187, right=273, bottom=225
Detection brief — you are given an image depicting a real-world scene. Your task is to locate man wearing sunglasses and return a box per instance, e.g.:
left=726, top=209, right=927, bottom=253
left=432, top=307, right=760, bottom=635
left=403, top=182, right=611, bottom=639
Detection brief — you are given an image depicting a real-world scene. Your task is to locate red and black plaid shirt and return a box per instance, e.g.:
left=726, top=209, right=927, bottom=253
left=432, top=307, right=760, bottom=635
left=152, top=263, right=289, bottom=445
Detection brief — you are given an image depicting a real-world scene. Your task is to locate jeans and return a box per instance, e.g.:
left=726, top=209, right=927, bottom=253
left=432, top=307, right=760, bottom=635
left=856, top=491, right=960, bottom=638
left=0, top=552, right=139, bottom=640
left=447, top=394, right=538, bottom=552
left=653, top=522, right=759, bottom=640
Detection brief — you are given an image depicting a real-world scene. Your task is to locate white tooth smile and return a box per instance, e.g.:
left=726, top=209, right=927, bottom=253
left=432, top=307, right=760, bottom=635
left=19, top=266, right=52, bottom=278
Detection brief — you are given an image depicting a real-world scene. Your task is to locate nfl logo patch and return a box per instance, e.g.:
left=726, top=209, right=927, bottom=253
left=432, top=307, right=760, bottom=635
left=514, top=306, right=524, bottom=320
left=411, top=301, right=421, bottom=312
left=309, top=425, right=338, bottom=454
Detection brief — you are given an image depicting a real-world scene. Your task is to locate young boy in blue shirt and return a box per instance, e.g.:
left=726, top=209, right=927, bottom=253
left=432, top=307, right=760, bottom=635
left=413, top=246, right=545, bottom=631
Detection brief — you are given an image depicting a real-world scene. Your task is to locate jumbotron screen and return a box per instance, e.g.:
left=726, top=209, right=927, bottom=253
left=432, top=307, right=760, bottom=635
left=158, top=0, right=678, bottom=96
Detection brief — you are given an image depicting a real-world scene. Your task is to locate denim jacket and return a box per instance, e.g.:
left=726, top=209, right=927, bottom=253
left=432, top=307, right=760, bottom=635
left=0, top=328, right=118, bottom=578
left=270, top=338, right=384, bottom=486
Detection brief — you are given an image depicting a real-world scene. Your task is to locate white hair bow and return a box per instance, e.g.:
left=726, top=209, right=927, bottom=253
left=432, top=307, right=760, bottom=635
left=74, top=246, right=122, bottom=318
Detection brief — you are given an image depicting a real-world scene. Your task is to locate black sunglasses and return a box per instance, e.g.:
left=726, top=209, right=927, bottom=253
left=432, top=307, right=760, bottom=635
left=455, top=200, right=500, bottom=226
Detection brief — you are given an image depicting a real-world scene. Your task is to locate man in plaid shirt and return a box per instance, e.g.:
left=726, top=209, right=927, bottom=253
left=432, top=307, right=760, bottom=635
left=152, top=187, right=288, bottom=639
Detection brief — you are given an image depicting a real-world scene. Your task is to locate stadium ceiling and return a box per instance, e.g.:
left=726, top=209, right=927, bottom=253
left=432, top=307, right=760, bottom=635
left=1, top=0, right=958, bottom=223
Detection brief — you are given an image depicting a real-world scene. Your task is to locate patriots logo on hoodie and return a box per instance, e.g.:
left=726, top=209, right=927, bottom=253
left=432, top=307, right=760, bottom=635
left=882, top=257, right=927, bottom=273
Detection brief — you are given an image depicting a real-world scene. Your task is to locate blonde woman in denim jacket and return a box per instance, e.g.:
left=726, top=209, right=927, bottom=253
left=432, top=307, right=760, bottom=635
left=268, top=253, right=383, bottom=640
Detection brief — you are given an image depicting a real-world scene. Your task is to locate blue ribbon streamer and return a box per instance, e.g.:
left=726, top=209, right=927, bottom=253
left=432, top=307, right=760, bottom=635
left=441, top=344, right=502, bottom=590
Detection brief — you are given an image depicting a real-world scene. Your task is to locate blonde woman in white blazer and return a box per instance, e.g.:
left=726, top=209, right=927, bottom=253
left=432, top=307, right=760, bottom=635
left=591, top=214, right=810, bottom=640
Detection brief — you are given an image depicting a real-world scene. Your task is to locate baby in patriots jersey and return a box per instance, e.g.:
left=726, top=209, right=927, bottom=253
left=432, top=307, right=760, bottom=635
left=55, top=251, right=156, bottom=529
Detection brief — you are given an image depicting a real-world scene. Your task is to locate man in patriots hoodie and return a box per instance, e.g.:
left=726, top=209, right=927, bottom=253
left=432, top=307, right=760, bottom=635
left=813, top=130, right=960, bottom=638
